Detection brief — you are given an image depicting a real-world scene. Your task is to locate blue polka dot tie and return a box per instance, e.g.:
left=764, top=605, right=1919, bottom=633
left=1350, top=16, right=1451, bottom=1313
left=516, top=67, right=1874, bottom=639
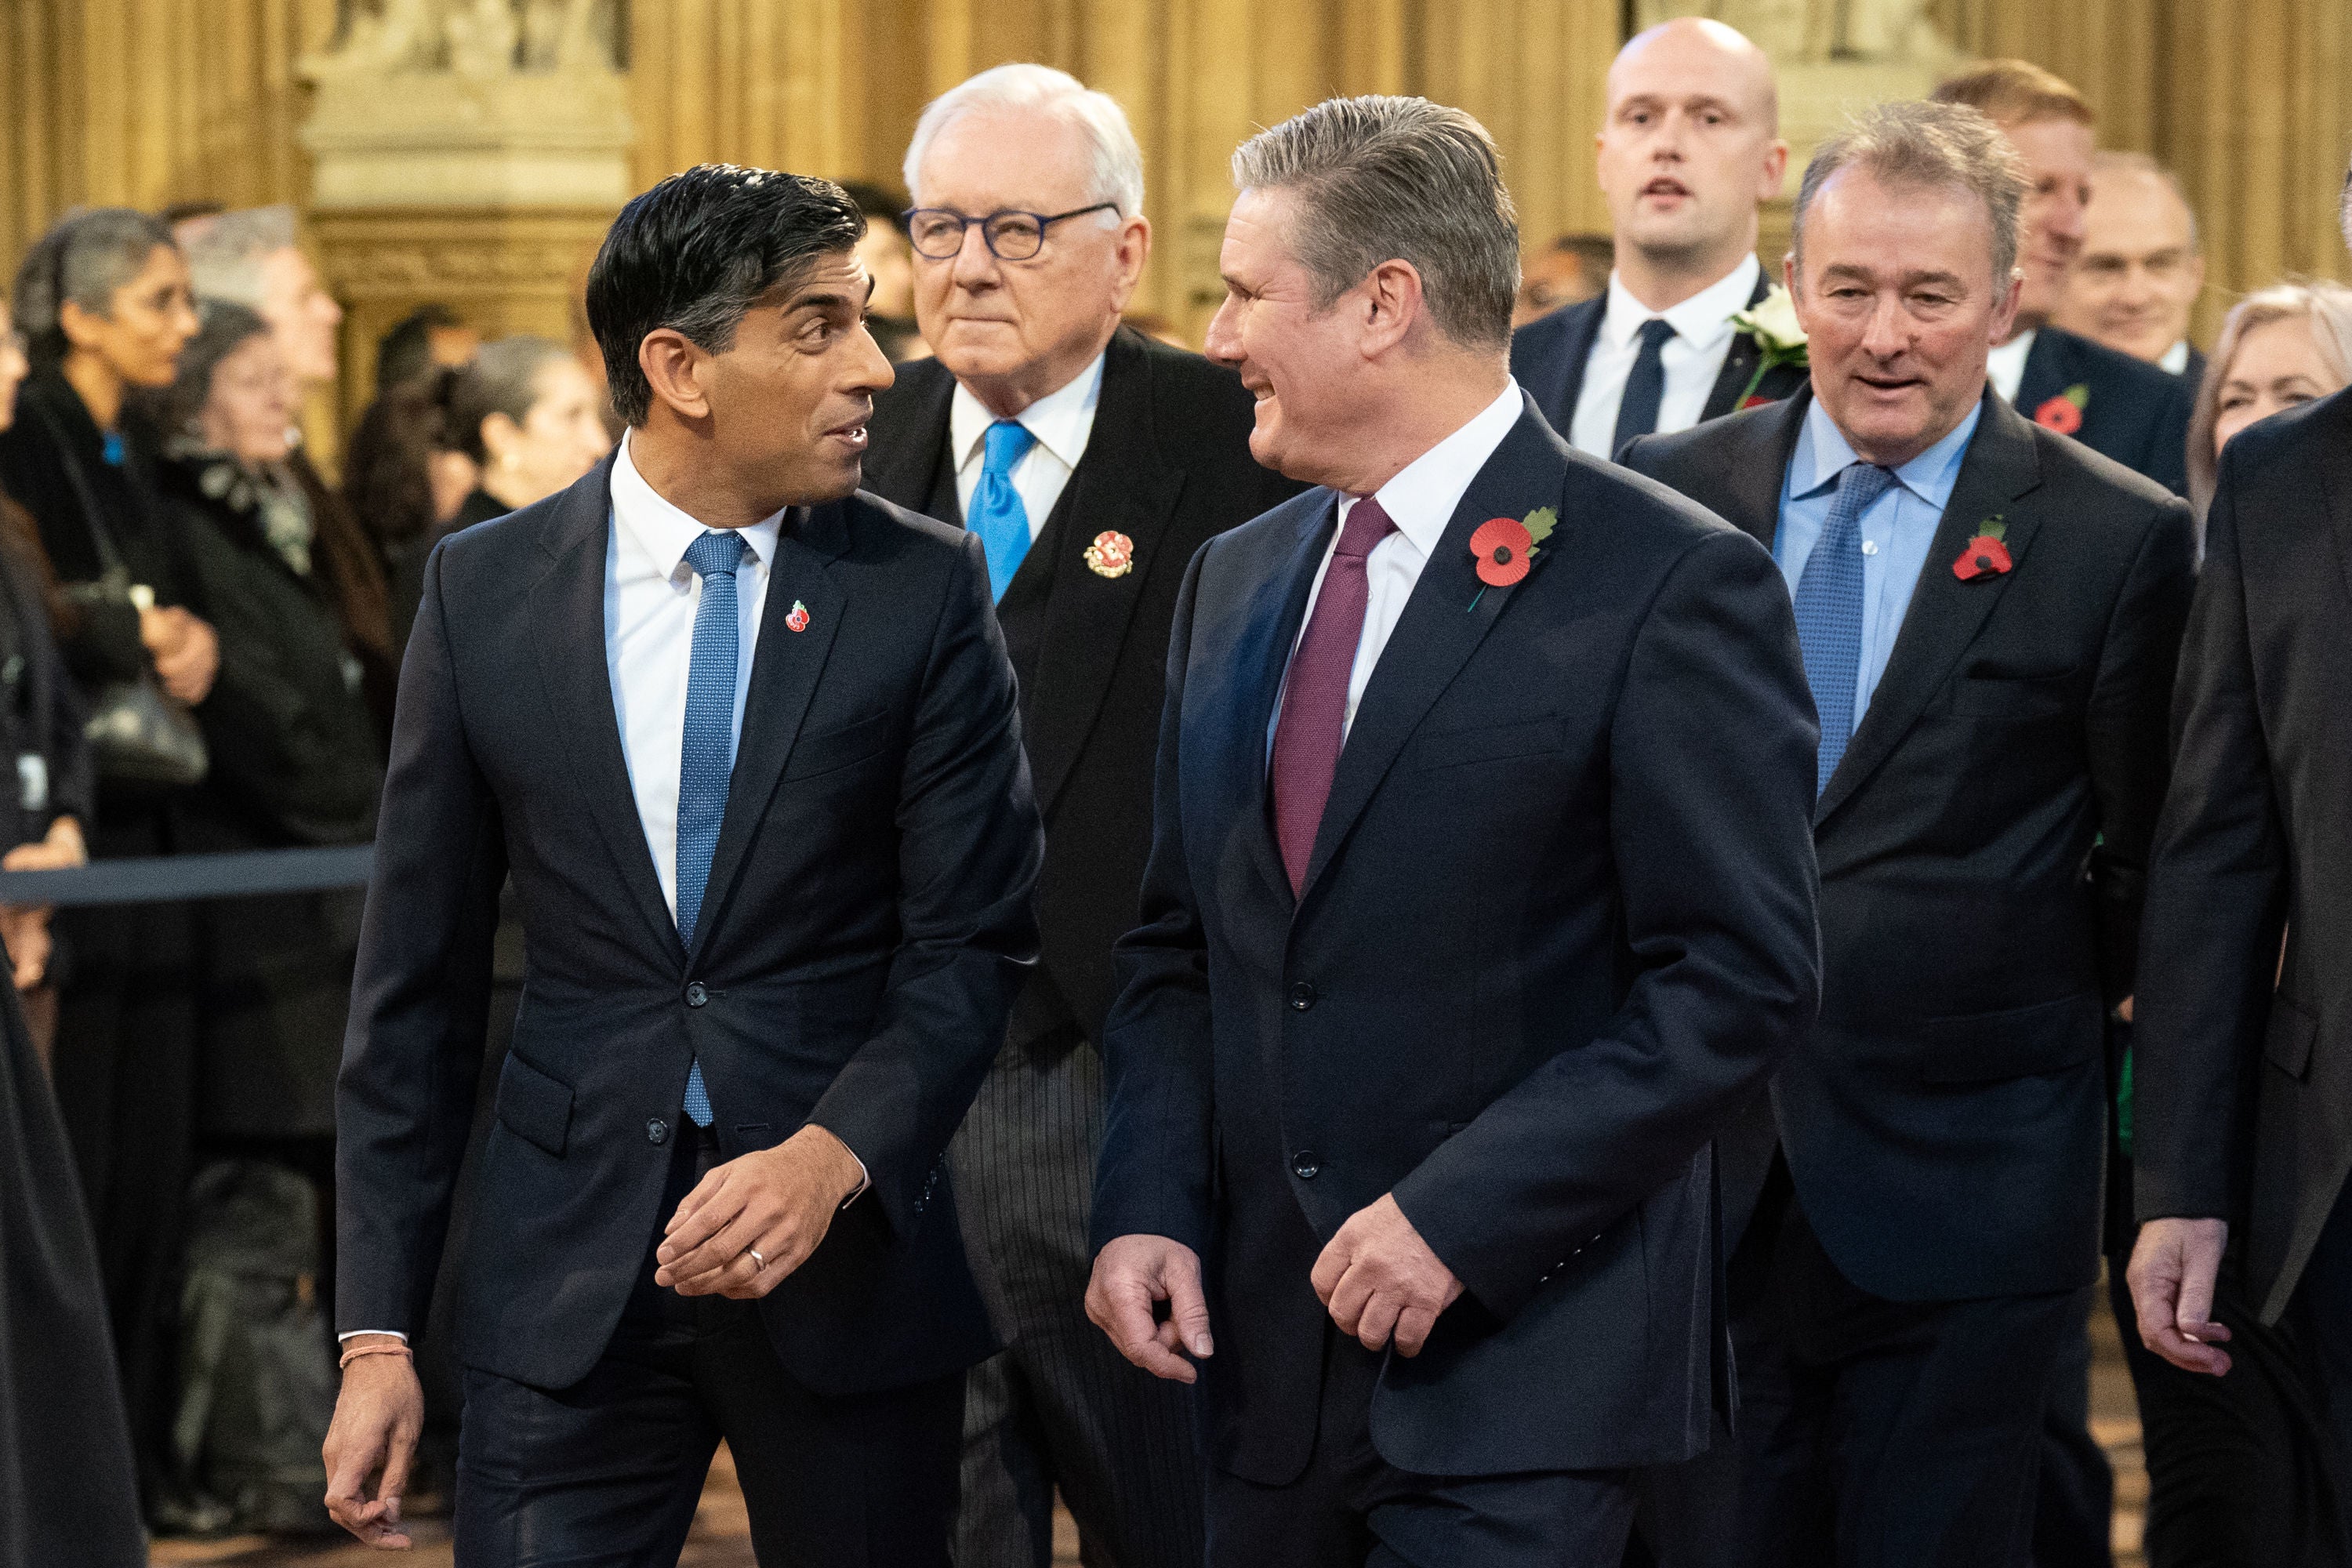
left=677, top=529, right=746, bottom=1127
left=970, top=419, right=1038, bottom=601
left=1793, top=462, right=1896, bottom=797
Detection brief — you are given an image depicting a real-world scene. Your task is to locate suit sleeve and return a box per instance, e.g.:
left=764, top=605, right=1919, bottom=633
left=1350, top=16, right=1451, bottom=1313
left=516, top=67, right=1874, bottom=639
left=334, top=541, right=506, bottom=1335
left=1090, top=543, right=1218, bottom=1256
left=808, top=530, right=1043, bottom=1238
left=2084, top=495, right=2197, bottom=1004
left=1392, top=529, right=1823, bottom=1321
left=2130, top=447, right=2287, bottom=1225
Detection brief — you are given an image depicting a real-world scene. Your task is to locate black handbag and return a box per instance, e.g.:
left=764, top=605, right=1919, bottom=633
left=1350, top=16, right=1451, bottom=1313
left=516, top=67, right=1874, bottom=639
left=31, top=400, right=209, bottom=788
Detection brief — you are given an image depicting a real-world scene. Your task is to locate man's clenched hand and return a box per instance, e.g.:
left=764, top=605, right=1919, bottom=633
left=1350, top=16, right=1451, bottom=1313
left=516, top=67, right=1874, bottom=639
left=1312, top=1193, right=1463, bottom=1357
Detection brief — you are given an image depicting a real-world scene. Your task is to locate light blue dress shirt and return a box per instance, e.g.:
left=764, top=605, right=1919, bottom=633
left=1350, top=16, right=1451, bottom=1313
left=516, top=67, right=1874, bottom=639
left=1774, top=398, right=1982, bottom=734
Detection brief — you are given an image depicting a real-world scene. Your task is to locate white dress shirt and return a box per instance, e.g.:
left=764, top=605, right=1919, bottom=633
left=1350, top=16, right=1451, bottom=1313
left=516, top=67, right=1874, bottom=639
left=1569, top=255, right=1763, bottom=459
left=1987, top=329, right=2037, bottom=405
left=2160, top=339, right=2192, bottom=376
left=606, top=434, right=782, bottom=916
left=1272, top=380, right=1526, bottom=751
left=949, top=349, right=1106, bottom=532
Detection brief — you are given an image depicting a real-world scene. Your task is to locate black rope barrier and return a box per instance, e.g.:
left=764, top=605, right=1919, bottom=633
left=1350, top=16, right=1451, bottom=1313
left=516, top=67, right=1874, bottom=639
left=0, top=845, right=375, bottom=907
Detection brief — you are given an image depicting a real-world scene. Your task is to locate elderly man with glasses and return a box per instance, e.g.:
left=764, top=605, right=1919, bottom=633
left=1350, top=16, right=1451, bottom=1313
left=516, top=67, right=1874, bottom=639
left=861, top=61, right=1301, bottom=1568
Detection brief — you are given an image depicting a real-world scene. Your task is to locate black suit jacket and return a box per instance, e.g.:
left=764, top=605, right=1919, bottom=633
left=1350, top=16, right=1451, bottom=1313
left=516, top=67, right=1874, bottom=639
left=1509, top=267, right=1809, bottom=447
left=2016, top=325, right=2194, bottom=495
left=1094, top=398, right=1821, bottom=1482
left=336, top=456, right=1044, bottom=1395
left=1624, top=390, right=2195, bottom=1301
left=861, top=328, right=1301, bottom=1047
left=2133, top=388, right=2352, bottom=1323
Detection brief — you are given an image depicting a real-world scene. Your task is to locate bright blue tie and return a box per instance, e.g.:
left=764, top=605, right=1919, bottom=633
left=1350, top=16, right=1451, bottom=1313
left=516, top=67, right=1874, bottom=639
left=971, top=419, right=1039, bottom=601
left=677, top=529, right=747, bottom=1127
left=1792, top=462, right=1896, bottom=796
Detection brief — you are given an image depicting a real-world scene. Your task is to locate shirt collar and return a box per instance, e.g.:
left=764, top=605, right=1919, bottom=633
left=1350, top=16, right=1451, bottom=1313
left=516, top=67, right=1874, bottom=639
left=612, top=433, right=783, bottom=577
left=1347, top=380, right=1526, bottom=561
left=1599, top=254, right=1763, bottom=355
left=1986, top=328, right=2037, bottom=403
left=1792, top=393, right=1983, bottom=510
left=949, top=348, right=1109, bottom=473
left=2161, top=339, right=2192, bottom=376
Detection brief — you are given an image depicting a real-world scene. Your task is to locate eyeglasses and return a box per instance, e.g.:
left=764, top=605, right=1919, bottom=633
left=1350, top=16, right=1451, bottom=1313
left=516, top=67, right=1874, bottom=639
left=903, top=203, right=1120, bottom=262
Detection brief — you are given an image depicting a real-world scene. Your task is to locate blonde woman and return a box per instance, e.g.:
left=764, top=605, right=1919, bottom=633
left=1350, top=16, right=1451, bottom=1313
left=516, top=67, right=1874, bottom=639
left=2186, top=280, right=2352, bottom=529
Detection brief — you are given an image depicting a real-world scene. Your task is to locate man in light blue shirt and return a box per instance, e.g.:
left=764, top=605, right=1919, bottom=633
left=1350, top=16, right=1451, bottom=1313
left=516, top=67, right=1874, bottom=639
left=1773, top=395, right=1981, bottom=731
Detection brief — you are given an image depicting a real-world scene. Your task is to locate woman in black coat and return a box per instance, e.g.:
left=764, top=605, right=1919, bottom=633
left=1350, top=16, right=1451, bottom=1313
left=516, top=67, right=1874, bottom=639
left=0, top=209, right=212, bottom=1519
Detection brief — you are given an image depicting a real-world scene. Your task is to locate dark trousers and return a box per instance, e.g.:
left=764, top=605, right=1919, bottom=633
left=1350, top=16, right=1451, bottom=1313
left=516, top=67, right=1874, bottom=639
left=1206, top=1325, right=1636, bottom=1568
left=1730, top=1192, right=2085, bottom=1568
left=2033, top=1301, right=2115, bottom=1568
left=453, top=1124, right=964, bottom=1567
left=2118, top=1182, right=2352, bottom=1567
left=948, top=1033, right=1204, bottom=1568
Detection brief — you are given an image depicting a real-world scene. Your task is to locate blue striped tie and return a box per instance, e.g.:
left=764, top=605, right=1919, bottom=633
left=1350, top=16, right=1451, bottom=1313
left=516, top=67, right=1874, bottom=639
left=1793, top=462, right=1896, bottom=796
left=970, top=419, right=1038, bottom=601
left=677, top=529, right=746, bottom=1127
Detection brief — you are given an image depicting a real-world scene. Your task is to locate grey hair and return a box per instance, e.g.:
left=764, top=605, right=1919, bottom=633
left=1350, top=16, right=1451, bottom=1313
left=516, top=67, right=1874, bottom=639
left=905, top=64, right=1144, bottom=220
left=10, top=207, right=179, bottom=368
left=447, top=336, right=576, bottom=465
left=1231, top=95, right=1519, bottom=352
left=179, top=205, right=299, bottom=308
left=1791, top=100, right=2027, bottom=293
left=2091, top=151, right=2200, bottom=250
left=2186, top=279, right=2352, bottom=523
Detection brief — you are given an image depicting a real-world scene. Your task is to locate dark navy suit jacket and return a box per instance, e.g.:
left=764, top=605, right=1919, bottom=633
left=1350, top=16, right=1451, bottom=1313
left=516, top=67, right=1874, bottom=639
left=336, top=455, right=1044, bottom=1395
left=2016, top=325, right=2194, bottom=495
left=1625, top=390, right=2195, bottom=1301
left=1093, top=397, right=1822, bottom=1483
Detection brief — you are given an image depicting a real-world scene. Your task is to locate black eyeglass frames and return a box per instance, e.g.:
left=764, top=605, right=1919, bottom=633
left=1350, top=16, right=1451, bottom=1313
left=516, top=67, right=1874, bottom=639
left=902, top=202, right=1122, bottom=261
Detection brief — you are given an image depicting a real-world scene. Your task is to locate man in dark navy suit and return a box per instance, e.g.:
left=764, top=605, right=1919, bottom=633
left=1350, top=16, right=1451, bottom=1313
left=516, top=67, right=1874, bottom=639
left=1510, top=18, right=1805, bottom=460
left=321, top=166, right=1043, bottom=1565
left=1623, top=100, right=2194, bottom=1567
left=1087, top=94, right=1821, bottom=1567
left=1936, top=62, right=2194, bottom=495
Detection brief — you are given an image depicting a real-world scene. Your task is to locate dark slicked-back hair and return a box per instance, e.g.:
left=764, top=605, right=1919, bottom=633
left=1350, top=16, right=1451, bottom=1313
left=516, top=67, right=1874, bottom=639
left=587, top=164, right=866, bottom=426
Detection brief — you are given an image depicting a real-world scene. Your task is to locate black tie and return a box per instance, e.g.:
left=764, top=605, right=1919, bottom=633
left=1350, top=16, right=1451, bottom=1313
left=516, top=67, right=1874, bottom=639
left=1612, top=318, right=1679, bottom=458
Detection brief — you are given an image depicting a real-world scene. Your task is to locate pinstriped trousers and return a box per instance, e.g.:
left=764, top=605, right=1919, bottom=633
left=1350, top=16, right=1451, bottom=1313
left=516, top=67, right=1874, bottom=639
left=948, top=1033, right=1207, bottom=1568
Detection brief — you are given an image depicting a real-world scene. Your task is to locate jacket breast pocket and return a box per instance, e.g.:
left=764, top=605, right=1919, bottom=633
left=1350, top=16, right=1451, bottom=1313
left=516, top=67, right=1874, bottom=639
left=2265, top=996, right=2318, bottom=1081
left=1947, top=664, right=2077, bottom=720
left=783, top=711, right=893, bottom=782
left=1414, top=715, right=1563, bottom=771
left=495, top=1051, right=574, bottom=1157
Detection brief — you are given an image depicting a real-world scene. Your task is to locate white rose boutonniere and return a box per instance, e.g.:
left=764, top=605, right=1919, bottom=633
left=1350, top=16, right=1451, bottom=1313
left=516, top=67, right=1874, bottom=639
left=1728, top=285, right=1808, bottom=408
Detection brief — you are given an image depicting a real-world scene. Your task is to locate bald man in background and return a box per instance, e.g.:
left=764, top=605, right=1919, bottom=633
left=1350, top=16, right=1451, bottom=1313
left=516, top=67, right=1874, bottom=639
left=1512, top=18, right=1805, bottom=458
left=2057, top=153, right=2207, bottom=380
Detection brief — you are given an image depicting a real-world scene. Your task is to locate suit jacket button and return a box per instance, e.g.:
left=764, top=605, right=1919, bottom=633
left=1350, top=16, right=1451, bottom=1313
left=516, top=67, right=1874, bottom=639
left=647, top=1118, right=670, bottom=1145
left=1289, top=982, right=1316, bottom=1011
left=684, top=982, right=708, bottom=1007
left=1292, top=1152, right=1321, bottom=1180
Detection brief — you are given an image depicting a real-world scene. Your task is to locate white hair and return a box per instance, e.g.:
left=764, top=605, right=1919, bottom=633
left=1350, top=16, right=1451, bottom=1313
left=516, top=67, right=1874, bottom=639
left=903, top=64, right=1144, bottom=220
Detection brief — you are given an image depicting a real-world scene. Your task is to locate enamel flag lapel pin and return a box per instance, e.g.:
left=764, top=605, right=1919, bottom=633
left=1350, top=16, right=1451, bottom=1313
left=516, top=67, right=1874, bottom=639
left=785, top=599, right=811, bottom=633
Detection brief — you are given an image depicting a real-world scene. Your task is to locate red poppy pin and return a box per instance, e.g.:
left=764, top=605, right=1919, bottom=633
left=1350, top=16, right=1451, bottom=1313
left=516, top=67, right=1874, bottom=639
left=1952, top=517, right=2013, bottom=582
left=1083, top=529, right=1135, bottom=579
left=2034, top=383, right=2089, bottom=436
left=1470, top=506, right=1558, bottom=590
left=1740, top=394, right=1776, bottom=411
left=785, top=599, right=811, bottom=633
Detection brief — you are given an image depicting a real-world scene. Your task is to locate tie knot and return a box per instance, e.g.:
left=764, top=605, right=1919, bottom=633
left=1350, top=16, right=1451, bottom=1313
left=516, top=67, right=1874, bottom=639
left=684, top=529, right=747, bottom=580
left=1637, top=318, right=1677, bottom=351
left=1838, top=462, right=1898, bottom=509
left=1334, top=495, right=1397, bottom=560
left=982, top=419, right=1038, bottom=477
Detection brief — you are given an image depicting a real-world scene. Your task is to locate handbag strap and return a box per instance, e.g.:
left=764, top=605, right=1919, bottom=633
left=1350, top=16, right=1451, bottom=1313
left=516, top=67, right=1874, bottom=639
left=23, top=389, right=133, bottom=586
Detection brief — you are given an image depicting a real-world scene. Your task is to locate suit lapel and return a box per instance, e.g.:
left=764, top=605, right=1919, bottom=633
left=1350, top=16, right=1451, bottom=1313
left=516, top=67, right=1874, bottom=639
left=526, top=459, right=682, bottom=964
left=1541, top=297, right=1606, bottom=434
left=1237, top=496, right=1339, bottom=910
left=1024, top=332, right=1185, bottom=815
left=1813, top=393, right=2045, bottom=826
left=1700, top=268, right=1777, bottom=421
left=1711, top=392, right=1809, bottom=553
left=1301, top=401, right=1565, bottom=897
left=2314, top=391, right=2352, bottom=619
left=865, top=361, right=962, bottom=525
left=2013, top=328, right=2064, bottom=415
left=688, top=505, right=851, bottom=965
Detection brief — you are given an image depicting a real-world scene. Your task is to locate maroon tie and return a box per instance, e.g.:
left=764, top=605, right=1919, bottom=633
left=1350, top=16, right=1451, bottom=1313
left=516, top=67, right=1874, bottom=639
left=1271, top=495, right=1397, bottom=895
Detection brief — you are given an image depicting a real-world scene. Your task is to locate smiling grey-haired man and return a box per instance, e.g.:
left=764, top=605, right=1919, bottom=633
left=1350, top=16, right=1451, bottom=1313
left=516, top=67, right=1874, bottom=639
left=859, top=62, right=1300, bottom=1568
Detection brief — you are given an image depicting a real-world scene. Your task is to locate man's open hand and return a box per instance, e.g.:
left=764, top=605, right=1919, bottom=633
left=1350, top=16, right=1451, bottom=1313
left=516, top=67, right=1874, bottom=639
left=1087, top=1234, right=1213, bottom=1383
left=1312, top=1193, right=1463, bottom=1357
left=322, top=1344, right=425, bottom=1549
left=654, top=1124, right=864, bottom=1298
left=2128, top=1216, right=2233, bottom=1376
